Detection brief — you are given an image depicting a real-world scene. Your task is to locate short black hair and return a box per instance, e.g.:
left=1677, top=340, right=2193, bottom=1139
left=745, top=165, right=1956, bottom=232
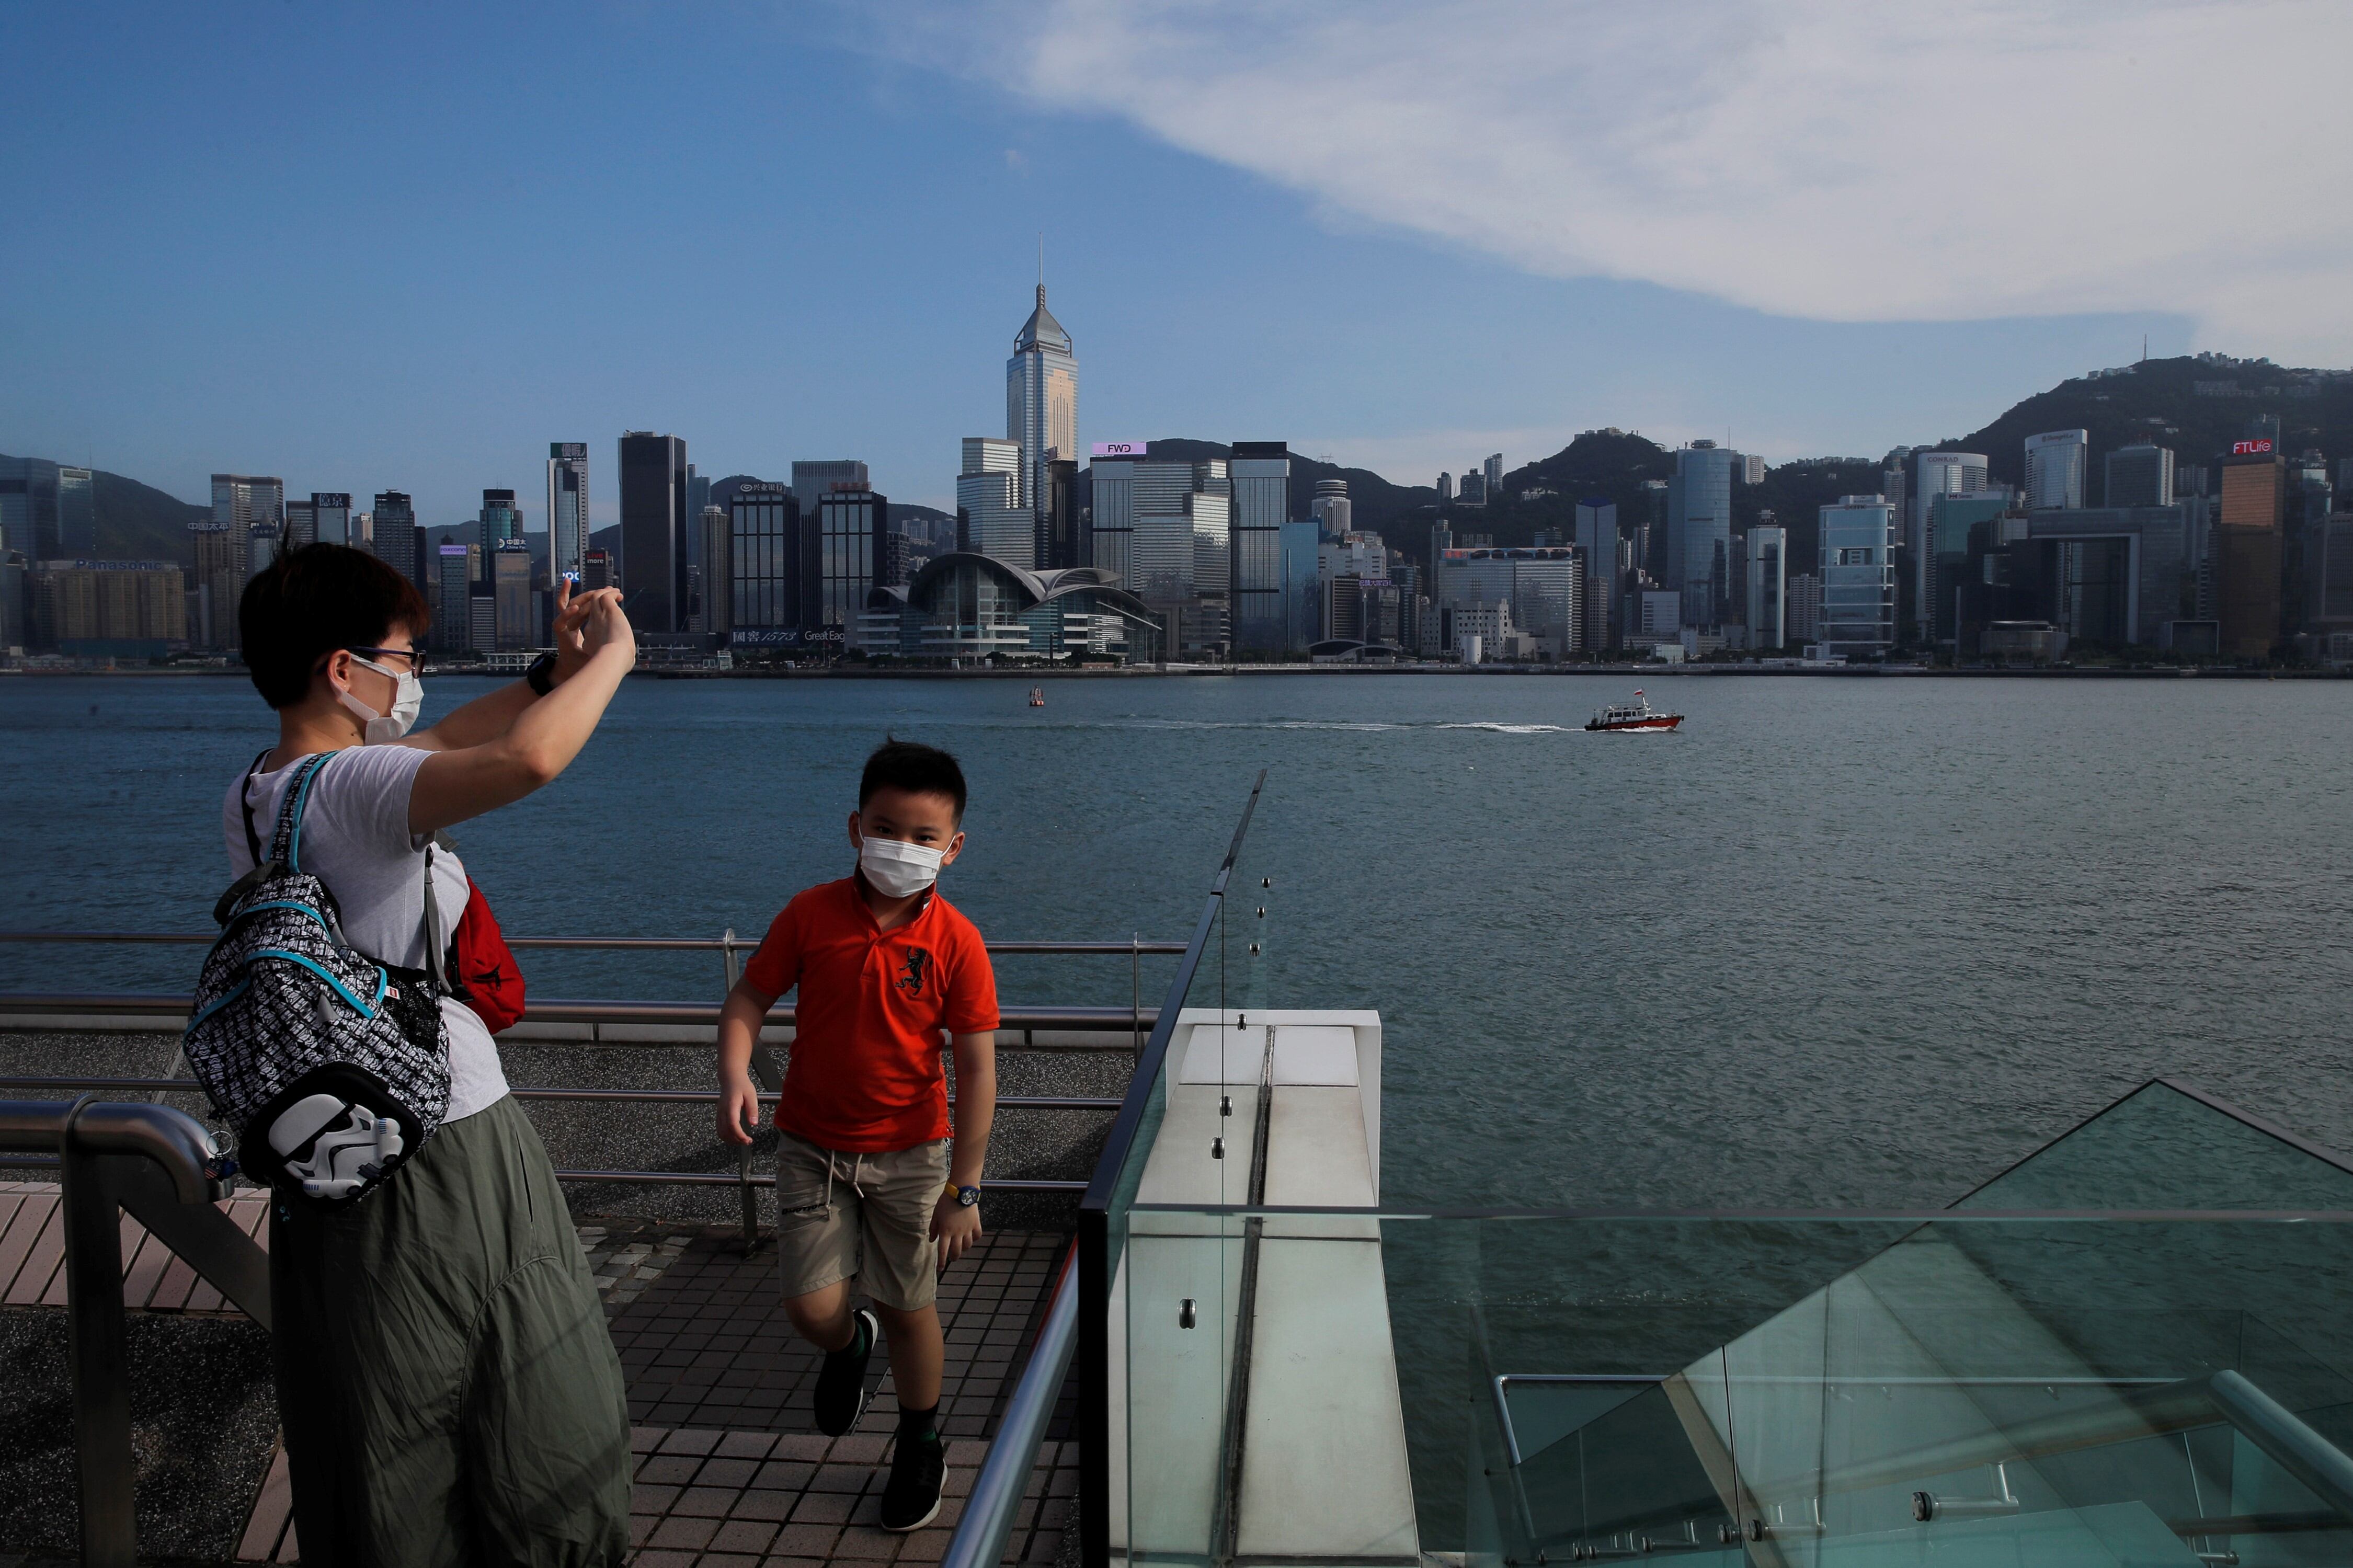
left=860, top=739, right=967, bottom=822
left=240, top=543, right=432, bottom=709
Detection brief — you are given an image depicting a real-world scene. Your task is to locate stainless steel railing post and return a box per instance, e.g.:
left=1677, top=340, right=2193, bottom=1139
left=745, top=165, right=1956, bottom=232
left=722, top=926, right=760, bottom=1254
left=60, top=1094, right=139, bottom=1568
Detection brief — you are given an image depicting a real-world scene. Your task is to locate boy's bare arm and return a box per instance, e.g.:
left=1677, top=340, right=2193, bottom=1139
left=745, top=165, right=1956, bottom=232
left=948, top=1029, right=996, bottom=1187
left=715, top=977, right=777, bottom=1146
left=934, top=1029, right=996, bottom=1266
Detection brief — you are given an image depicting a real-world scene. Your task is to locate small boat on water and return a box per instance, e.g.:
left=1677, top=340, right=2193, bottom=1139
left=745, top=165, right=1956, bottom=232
left=1585, top=688, right=1682, bottom=732
left=1029, top=685, right=1046, bottom=707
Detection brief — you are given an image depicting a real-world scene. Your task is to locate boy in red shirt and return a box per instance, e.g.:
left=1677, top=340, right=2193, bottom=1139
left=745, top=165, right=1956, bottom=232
left=716, top=740, right=999, bottom=1532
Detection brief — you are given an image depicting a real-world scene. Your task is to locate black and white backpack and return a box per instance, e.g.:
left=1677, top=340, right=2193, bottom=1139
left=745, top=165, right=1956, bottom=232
left=184, top=749, right=452, bottom=1204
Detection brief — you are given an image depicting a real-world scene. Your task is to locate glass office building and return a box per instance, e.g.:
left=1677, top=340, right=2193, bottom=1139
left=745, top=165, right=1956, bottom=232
left=1228, top=442, right=1290, bottom=654
left=547, top=442, right=588, bottom=584
left=619, top=431, right=688, bottom=633
left=813, top=488, right=889, bottom=638
left=1666, top=443, right=1735, bottom=628
left=1819, top=495, right=1897, bottom=657
left=1006, top=284, right=1077, bottom=512
left=727, top=483, right=798, bottom=636
left=1746, top=524, right=1786, bottom=650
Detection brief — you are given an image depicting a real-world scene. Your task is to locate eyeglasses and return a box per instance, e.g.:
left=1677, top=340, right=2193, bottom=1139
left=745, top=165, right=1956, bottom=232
left=343, top=646, right=431, bottom=674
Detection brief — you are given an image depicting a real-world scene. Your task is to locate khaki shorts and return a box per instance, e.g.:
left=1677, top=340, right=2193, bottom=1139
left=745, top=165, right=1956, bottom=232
left=774, top=1131, right=951, bottom=1311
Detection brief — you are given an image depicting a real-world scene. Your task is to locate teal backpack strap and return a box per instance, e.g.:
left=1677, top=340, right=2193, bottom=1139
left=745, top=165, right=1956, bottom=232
left=267, top=751, right=341, bottom=874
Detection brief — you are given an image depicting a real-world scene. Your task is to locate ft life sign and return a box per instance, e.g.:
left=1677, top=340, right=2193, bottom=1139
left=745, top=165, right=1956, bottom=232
left=2232, top=438, right=2276, bottom=455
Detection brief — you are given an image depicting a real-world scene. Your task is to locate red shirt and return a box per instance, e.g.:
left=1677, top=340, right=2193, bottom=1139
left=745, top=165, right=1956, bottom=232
left=744, top=877, right=1000, bottom=1153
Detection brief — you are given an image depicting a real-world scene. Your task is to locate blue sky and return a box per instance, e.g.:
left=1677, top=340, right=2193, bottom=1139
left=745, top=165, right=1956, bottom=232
left=3, top=3, right=2338, bottom=530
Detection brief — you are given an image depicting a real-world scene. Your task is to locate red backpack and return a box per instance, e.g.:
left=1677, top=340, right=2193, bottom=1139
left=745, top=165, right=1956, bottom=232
left=447, top=877, right=527, bottom=1034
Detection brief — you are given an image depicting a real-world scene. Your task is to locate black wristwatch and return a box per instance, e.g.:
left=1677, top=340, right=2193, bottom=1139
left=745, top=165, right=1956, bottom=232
left=524, top=651, right=559, bottom=696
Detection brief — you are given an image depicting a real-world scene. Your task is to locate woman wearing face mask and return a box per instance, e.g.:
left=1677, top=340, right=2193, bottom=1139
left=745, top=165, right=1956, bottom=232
left=225, top=543, right=636, bottom=1568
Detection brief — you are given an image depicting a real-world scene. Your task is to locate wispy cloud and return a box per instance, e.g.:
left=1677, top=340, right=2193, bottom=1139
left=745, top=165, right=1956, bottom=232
left=835, top=0, right=2353, bottom=361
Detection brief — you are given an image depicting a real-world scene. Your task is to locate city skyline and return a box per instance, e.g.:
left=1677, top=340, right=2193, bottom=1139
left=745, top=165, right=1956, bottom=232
left=6, top=4, right=2332, bottom=530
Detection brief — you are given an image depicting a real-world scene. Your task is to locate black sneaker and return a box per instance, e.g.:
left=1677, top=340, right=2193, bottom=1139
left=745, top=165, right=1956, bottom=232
left=813, top=1308, right=877, bottom=1436
left=879, top=1430, right=946, bottom=1532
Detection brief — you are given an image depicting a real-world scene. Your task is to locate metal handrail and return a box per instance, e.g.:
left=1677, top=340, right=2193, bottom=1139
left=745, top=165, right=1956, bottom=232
left=0, top=930, right=1186, bottom=955
left=0, top=1099, right=263, bottom=1568
left=943, top=1246, right=1079, bottom=1568
left=0, top=1075, right=1122, bottom=1111
left=0, top=993, right=1159, bottom=1036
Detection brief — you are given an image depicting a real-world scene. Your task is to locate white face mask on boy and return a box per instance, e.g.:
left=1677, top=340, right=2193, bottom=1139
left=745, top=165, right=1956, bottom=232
left=338, top=655, right=424, bottom=744
left=858, top=833, right=945, bottom=899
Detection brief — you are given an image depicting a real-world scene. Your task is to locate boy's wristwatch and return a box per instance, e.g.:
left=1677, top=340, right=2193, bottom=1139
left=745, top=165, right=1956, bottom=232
left=947, top=1182, right=982, bottom=1208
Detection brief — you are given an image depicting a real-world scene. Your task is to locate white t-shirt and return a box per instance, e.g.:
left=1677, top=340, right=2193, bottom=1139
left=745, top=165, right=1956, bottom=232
left=222, top=745, right=510, bottom=1123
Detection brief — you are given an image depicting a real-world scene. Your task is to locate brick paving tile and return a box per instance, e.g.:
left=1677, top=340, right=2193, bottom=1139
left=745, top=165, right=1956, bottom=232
left=832, top=1434, right=889, bottom=1464
left=791, top=1491, right=858, bottom=1524
left=698, top=1456, right=762, bottom=1488
left=675, top=1486, right=744, bottom=1519
left=632, top=1482, right=683, bottom=1514
left=807, top=1462, right=871, bottom=1493
left=701, top=1556, right=762, bottom=1568
left=1037, top=1498, right=1070, bottom=1530
left=945, top=1439, right=990, bottom=1467
left=659, top=1428, right=724, bottom=1456
left=627, top=1516, right=657, bottom=1549
left=710, top=1519, right=782, bottom=1554
left=731, top=1489, right=797, bottom=1522
left=647, top=1515, right=721, bottom=1551
left=941, top=1468, right=976, bottom=1498
left=772, top=1434, right=832, bottom=1461
left=638, top=1454, right=702, bottom=1485
left=753, top=1459, right=817, bottom=1491
left=762, top=1557, right=831, bottom=1568
left=770, top=1521, right=844, bottom=1557
left=896, top=1530, right=952, bottom=1564
left=1046, top=1469, right=1077, bottom=1497
left=632, top=1552, right=698, bottom=1568
left=630, top=1426, right=664, bottom=1453
left=831, top=1525, right=901, bottom=1560
left=1021, top=1530, right=1062, bottom=1563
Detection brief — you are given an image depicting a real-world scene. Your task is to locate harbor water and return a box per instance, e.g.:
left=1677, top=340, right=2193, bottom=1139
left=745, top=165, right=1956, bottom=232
left=6, top=670, right=2352, bottom=1210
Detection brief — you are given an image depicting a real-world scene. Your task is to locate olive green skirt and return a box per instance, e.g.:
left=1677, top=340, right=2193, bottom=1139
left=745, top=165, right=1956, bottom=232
left=269, top=1094, right=630, bottom=1568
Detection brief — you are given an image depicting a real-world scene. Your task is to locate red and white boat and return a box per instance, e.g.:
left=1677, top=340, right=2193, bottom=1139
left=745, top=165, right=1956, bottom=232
left=1584, top=689, right=1683, bottom=732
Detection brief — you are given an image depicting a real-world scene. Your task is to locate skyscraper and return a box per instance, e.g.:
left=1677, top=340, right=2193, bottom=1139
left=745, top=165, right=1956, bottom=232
left=547, top=443, right=588, bottom=585
left=1482, top=454, right=1504, bottom=496
left=434, top=541, right=474, bottom=651
left=0, top=459, right=71, bottom=560
left=1310, top=478, right=1352, bottom=537
left=478, top=489, right=520, bottom=574
left=1436, top=472, right=1454, bottom=504
left=1006, top=281, right=1077, bottom=512
left=312, top=493, right=352, bottom=548
left=956, top=438, right=1032, bottom=567
left=211, top=474, right=285, bottom=533
left=372, top=491, right=421, bottom=591
left=284, top=497, right=316, bottom=548
left=190, top=523, right=242, bottom=649
left=1228, top=442, right=1291, bottom=653
left=727, top=482, right=797, bottom=637
left=791, top=460, right=870, bottom=522
left=1818, top=495, right=1896, bottom=658
left=1911, top=451, right=1988, bottom=639
left=1573, top=499, right=1618, bottom=652
left=1746, top=524, right=1788, bottom=650
left=685, top=465, right=711, bottom=569
left=1666, top=442, right=1736, bottom=628
left=696, top=505, right=730, bottom=636
left=2216, top=434, right=2285, bottom=659
left=2105, top=443, right=2174, bottom=509
left=493, top=539, right=535, bottom=650
left=1040, top=458, right=1082, bottom=571
left=812, top=488, right=888, bottom=639
left=618, top=431, right=688, bottom=632
left=2025, top=430, right=2088, bottom=511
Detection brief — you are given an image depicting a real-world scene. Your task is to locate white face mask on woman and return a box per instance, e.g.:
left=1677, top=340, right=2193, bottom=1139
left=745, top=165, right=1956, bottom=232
left=338, top=655, right=424, bottom=744
left=858, top=833, right=945, bottom=899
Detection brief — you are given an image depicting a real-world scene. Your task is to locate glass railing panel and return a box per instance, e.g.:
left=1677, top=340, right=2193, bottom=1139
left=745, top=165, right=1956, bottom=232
left=1959, top=1079, right=2353, bottom=1211
left=1111, top=1209, right=2353, bottom=1568
left=1122, top=1206, right=1245, bottom=1567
